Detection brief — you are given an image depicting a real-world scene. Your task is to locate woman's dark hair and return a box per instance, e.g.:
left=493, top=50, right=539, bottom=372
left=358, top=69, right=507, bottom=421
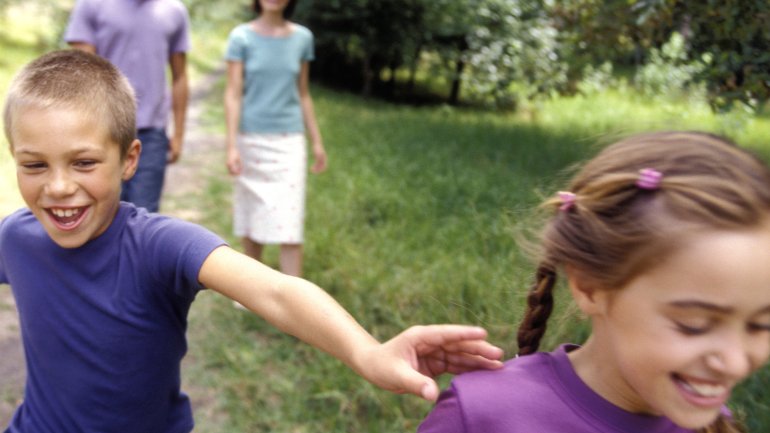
left=253, top=0, right=298, bottom=19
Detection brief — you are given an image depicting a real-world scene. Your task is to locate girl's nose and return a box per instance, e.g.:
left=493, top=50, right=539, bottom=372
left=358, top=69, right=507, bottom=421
left=706, top=333, right=762, bottom=380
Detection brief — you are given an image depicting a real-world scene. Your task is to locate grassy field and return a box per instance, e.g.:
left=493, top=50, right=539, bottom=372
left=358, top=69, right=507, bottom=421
left=189, top=79, right=770, bottom=431
left=3, top=8, right=770, bottom=432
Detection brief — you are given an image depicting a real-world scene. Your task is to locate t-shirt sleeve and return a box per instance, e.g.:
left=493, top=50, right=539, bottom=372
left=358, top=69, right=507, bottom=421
left=168, top=3, right=191, bottom=54
left=63, top=0, right=96, bottom=44
left=144, top=217, right=226, bottom=298
left=303, top=30, right=315, bottom=62
left=417, top=383, right=467, bottom=433
left=224, top=26, right=247, bottom=62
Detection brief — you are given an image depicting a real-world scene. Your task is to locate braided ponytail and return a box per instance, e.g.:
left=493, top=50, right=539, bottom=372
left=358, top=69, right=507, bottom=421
left=516, top=263, right=557, bottom=356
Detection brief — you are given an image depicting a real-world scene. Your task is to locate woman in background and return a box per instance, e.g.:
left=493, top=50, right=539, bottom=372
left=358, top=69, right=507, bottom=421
left=224, top=0, right=327, bottom=277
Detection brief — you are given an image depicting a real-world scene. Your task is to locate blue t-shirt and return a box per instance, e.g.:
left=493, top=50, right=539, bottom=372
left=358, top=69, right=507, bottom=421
left=225, top=23, right=315, bottom=134
left=418, top=345, right=698, bottom=433
left=0, top=203, right=225, bottom=433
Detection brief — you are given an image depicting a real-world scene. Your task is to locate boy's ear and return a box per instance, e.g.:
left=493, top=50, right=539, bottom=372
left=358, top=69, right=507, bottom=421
left=565, top=265, right=606, bottom=316
left=122, top=139, right=141, bottom=181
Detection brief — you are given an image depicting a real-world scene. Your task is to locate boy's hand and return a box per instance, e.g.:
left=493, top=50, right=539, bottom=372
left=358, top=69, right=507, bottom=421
left=357, top=325, right=504, bottom=401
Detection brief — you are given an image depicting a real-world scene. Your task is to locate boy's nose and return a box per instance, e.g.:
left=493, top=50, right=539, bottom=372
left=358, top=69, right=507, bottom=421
left=45, top=170, right=78, bottom=197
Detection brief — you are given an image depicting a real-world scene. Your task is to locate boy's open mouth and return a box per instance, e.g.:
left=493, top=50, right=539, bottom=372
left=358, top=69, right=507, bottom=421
left=48, top=207, right=87, bottom=229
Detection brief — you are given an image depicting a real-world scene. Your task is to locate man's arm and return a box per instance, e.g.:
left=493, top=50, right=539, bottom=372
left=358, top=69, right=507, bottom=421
left=68, top=42, right=96, bottom=54
left=167, top=52, right=188, bottom=163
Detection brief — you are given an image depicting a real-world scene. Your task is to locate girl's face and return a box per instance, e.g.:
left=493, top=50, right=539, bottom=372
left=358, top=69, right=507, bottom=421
left=12, top=106, right=140, bottom=249
left=259, top=0, right=290, bottom=14
left=571, top=226, right=770, bottom=429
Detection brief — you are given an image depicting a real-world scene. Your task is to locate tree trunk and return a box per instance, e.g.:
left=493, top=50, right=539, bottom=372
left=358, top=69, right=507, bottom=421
left=449, top=58, right=465, bottom=105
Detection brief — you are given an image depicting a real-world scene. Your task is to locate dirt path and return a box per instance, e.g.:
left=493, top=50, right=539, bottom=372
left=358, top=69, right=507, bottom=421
left=0, top=68, right=228, bottom=430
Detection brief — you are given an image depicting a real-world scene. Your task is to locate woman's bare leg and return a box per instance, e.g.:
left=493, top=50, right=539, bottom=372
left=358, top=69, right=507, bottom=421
left=280, top=243, right=303, bottom=277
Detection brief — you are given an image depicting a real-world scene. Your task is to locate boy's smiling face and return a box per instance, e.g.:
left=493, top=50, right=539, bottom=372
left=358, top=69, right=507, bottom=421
left=11, top=105, right=140, bottom=248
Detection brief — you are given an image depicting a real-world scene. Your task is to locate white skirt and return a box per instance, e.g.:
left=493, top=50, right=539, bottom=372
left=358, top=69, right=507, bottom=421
left=233, top=133, right=307, bottom=244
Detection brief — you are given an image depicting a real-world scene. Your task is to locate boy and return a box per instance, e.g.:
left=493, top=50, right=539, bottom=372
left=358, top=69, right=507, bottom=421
left=0, top=50, right=503, bottom=433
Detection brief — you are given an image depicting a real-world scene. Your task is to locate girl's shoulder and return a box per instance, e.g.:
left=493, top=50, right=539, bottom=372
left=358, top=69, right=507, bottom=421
left=451, top=350, right=554, bottom=400
left=288, top=23, right=313, bottom=39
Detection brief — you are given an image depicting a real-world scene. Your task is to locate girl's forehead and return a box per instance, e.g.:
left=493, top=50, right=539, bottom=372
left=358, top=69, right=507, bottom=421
left=622, top=226, right=770, bottom=312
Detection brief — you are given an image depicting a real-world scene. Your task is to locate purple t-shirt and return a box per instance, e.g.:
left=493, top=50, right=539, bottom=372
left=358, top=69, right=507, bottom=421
left=0, top=203, right=225, bottom=433
left=64, top=0, right=190, bottom=129
left=418, top=345, right=696, bottom=433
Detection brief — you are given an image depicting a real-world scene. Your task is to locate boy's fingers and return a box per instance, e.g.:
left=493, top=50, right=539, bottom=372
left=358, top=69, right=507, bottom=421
left=393, top=364, right=440, bottom=401
left=423, top=352, right=504, bottom=375
left=402, top=325, right=504, bottom=360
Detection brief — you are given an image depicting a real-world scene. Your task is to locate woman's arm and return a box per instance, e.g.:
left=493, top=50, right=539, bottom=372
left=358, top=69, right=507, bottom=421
left=298, top=61, right=327, bottom=173
left=199, top=245, right=504, bottom=401
left=224, top=60, right=244, bottom=175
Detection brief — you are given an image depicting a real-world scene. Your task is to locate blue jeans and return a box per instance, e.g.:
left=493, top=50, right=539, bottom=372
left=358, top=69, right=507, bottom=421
left=121, top=128, right=168, bottom=213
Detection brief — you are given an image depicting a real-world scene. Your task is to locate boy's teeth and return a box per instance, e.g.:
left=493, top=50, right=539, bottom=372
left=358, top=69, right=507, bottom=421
left=52, top=208, right=81, bottom=218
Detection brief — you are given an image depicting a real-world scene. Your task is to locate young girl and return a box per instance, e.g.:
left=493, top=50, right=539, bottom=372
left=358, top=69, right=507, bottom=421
left=418, top=131, right=770, bottom=433
left=224, top=0, right=325, bottom=277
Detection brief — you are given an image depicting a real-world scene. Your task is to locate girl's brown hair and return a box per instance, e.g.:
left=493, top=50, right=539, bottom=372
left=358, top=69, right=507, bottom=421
left=517, top=131, right=770, bottom=433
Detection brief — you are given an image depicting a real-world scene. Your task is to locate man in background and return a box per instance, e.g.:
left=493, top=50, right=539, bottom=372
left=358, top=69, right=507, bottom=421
left=65, top=0, right=190, bottom=213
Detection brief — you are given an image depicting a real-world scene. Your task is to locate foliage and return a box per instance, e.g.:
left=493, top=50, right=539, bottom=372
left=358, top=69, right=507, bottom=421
left=297, top=0, right=428, bottom=97
left=299, top=0, right=567, bottom=108
left=462, top=0, right=566, bottom=108
left=634, top=32, right=708, bottom=102
left=670, top=0, right=770, bottom=112
left=551, top=0, right=770, bottom=112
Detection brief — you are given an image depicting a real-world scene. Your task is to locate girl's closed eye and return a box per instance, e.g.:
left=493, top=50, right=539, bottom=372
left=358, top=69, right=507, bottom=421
left=673, top=317, right=714, bottom=336
left=748, top=321, right=770, bottom=333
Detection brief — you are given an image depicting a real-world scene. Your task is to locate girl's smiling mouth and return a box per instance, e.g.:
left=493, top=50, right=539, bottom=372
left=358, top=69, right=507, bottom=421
left=673, top=373, right=730, bottom=407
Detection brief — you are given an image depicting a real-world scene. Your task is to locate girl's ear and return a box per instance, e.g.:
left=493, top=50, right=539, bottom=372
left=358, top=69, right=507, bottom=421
left=122, top=139, right=142, bottom=181
left=565, top=265, right=606, bottom=316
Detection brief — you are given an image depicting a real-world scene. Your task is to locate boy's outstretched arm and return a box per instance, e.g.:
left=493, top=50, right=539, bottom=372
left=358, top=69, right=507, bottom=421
left=198, top=246, right=504, bottom=401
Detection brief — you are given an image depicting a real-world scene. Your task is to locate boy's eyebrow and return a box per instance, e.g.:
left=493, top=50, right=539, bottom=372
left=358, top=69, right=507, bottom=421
left=14, top=146, right=103, bottom=156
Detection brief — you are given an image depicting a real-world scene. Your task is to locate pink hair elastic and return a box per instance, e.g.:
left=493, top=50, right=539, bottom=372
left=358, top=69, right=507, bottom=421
left=557, top=191, right=576, bottom=211
left=636, top=168, right=663, bottom=190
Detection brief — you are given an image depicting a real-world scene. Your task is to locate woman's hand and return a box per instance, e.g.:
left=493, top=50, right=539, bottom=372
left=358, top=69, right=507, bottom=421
left=311, top=142, right=327, bottom=174
left=226, top=146, right=242, bottom=176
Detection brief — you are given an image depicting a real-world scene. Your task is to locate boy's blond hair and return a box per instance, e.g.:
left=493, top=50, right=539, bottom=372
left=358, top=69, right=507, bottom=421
left=3, top=49, right=137, bottom=158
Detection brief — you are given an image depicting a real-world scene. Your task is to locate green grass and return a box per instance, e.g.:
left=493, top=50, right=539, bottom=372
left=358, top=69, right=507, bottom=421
left=190, top=80, right=770, bottom=432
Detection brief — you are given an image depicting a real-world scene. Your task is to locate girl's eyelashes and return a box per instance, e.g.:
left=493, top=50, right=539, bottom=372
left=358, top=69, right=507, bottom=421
left=674, top=321, right=711, bottom=336
left=748, top=322, right=770, bottom=333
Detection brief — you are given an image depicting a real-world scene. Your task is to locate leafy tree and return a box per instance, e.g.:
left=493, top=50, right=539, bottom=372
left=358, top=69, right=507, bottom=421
left=552, top=0, right=770, bottom=112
